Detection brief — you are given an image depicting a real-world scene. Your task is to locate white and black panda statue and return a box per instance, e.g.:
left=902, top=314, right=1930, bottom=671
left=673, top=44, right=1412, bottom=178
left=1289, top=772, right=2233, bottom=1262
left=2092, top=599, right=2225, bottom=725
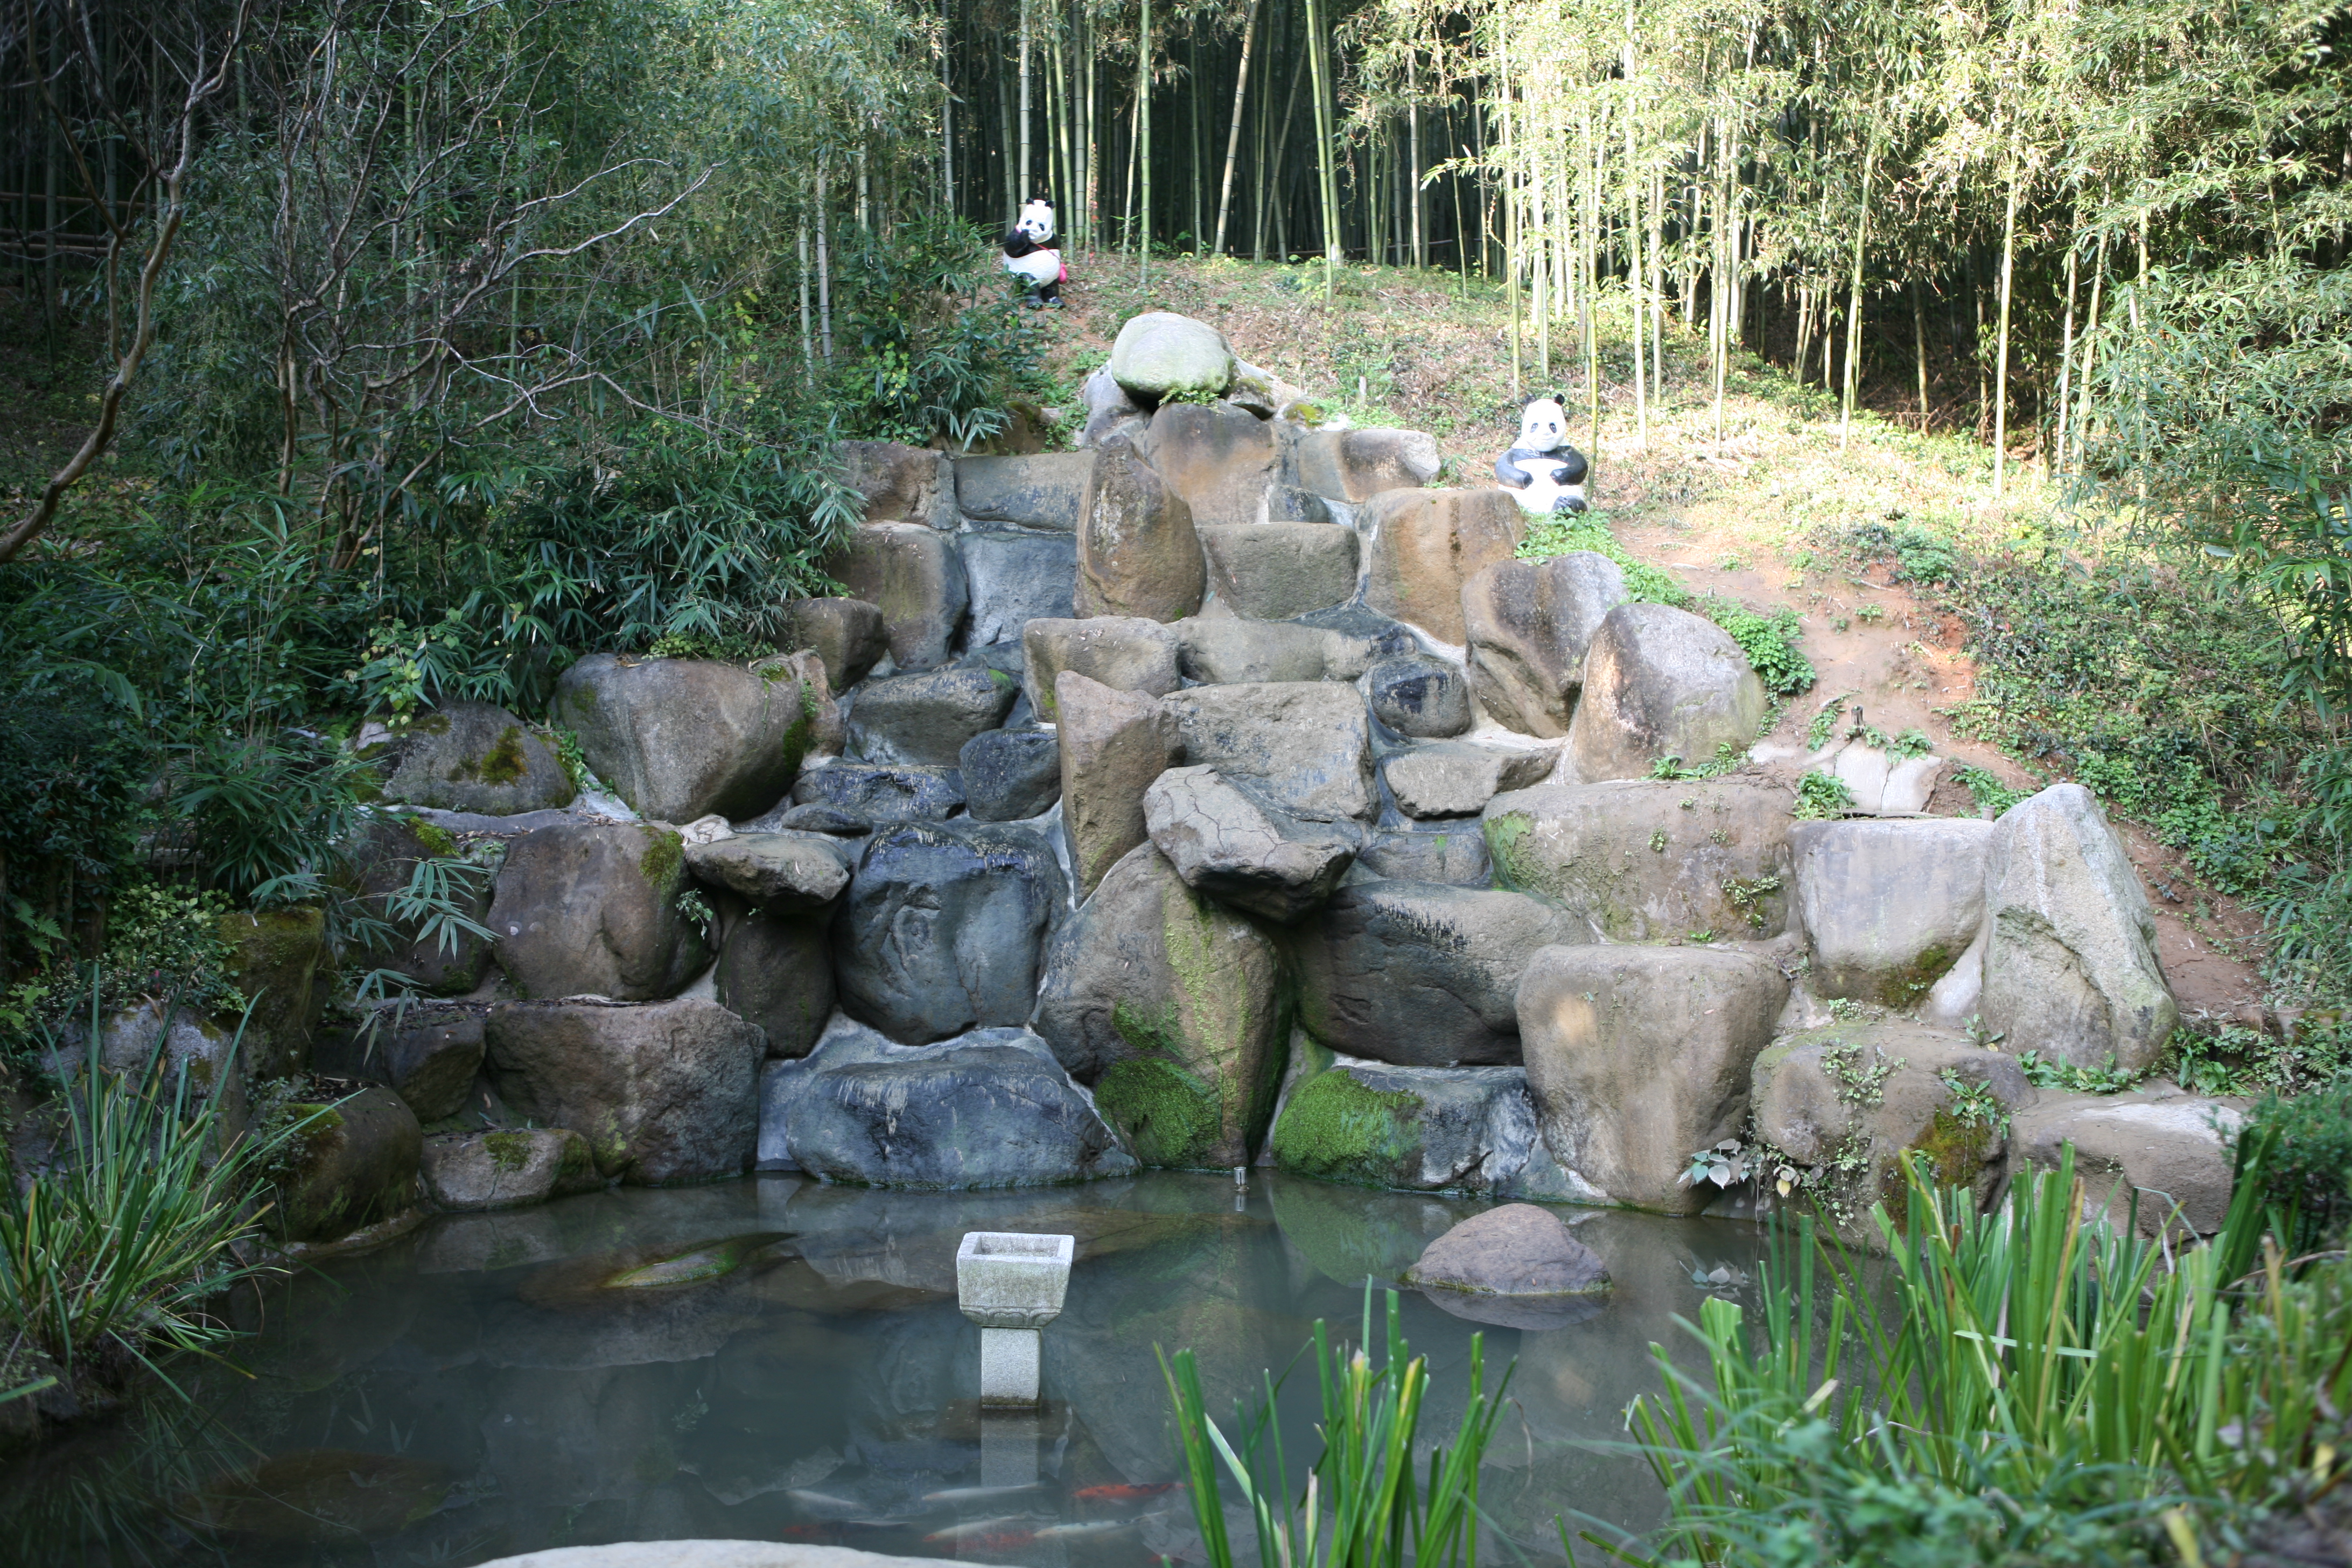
left=1002, top=197, right=1065, bottom=309
left=1495, top=396, right=1589, bottom=516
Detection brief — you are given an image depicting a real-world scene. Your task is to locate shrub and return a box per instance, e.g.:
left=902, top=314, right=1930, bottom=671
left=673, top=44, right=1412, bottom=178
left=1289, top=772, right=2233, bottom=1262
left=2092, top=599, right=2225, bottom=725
left=0, top=679, right=149, bottom=979
left=2236, top=1075, right=2352, bottom=1254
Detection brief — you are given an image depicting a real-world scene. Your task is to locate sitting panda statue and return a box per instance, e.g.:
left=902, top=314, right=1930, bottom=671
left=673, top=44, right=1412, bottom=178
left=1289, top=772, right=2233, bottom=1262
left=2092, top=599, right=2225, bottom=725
left=1495, top=396, right=1589, bottom=516
left=1002, top=197, right=1065, bottom=309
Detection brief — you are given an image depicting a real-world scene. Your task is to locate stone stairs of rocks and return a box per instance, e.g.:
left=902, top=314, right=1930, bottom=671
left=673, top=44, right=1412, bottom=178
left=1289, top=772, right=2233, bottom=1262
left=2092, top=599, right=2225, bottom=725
left=307, top=309, right=2228, bottom=1255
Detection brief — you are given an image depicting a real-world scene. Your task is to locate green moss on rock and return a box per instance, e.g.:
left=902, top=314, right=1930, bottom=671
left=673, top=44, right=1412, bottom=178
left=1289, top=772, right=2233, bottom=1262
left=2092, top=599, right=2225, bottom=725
left=1096, top=1056, right=1223, bottom=1169
left=1483, top=811, right=1536, bottom=891
left=484, top=1131, right=535, bottom=1173
left=1269, top=1070, right=1420, bottom=1185
left=638, top=827, right=685, bottom=888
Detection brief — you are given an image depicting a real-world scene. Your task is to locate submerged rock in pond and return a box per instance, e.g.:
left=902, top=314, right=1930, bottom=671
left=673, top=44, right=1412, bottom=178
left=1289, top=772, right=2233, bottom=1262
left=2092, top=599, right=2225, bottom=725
left=598, top=1231, right=795, bottom=1290
left=187, top=1450, right=452, bottom=1542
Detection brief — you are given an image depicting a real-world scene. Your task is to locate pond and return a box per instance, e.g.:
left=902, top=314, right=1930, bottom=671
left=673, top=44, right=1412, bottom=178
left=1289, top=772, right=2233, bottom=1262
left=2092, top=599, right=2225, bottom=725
left=1, top=1173, right=1773, bottom=1565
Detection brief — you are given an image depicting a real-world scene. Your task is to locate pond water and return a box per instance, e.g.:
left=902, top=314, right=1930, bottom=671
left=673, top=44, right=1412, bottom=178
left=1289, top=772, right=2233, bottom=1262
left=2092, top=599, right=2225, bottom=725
left=3, top=1173, right=1773, bottom=1566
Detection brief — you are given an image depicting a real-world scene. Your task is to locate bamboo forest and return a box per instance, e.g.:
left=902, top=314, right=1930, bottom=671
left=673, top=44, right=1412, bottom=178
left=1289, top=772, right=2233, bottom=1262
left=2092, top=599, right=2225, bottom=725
left=0, top=1, right=2349, bottom=1565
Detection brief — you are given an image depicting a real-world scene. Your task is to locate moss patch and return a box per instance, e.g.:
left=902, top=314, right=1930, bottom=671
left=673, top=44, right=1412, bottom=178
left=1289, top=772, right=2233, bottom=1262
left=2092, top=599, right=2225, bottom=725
left=1269, top=1070, right=1420, bottom=1184
left=1482, top=811, right=1537, bottom=892
left=1096, top=1056, right=1223, bottom=1169
left=477, top=726, right=531, bottom=787
left=484, top=1131, right=536, bottom=1173
left=1906, top=1107, right=1994, bottom=1190
left=638, top=827, right=684, bottom=888
left=410, top=818, right=460, bottom=859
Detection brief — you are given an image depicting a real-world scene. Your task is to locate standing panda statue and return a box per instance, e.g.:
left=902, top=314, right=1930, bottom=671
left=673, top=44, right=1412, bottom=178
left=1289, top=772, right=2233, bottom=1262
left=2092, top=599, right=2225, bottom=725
left=1002, top=197, right=1065, bottom=309
left=1495, top=396, right=1589, bottom=516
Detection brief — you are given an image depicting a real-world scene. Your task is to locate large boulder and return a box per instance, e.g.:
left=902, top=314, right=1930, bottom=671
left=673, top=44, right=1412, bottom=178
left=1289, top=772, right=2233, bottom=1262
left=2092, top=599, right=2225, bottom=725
left=1979, top=784, right=2177, bottom=1073
left=1107, top=311, right=1236, bottom=404
left=368, top=1004, right=486, bottom=1121
left=1516, top=944, right=1789, bottom=1213
left=1791, top=818, right=1992, bottom=1007
left=1269, top=1050, right=1542, bottom=1194
left=216, top=906, right=332, bottom=1077
left=1075, top=437, right=1205, bottom=622
left=1291, top=881, right=1574, bottom=1067
left=1359, top=488, right=1524, bottom=643
left=684, top=831, right=855, bottom=911
left=959, top=727, right=1061, bottom=821
left=762, top=1023, right=1139, bottom=1188
left=484, top=998, right=765, bottom=1183
left=772, top=598, right=887, bottom=692
left=1138, top=401, right=1277, bottom=528
left=1080, top=365, right=1148, bottom=447
left=486, top=823, right=710, bottom=1000
left=2010, top=1088, right=2241, bottom=1237
left=1356, top=826, right=1492, bottom=887
left=1033, top=843, right=1289, bottom=1168
left=1143, top=765, right=1358, bottom=922
left=714, top=911, right=832, bottom=1058
left=1403, top=1204, right=1610, bottom=1297
left=1289, top=429, right=1442, bottom=501
left=1384, top=741, right=1558, bottom=820
left=1364, top=654, right=1473, bottom=739
left=379, top=702, right=575, bottom=816
left=1021, top=615, right=1180, bottom=721
left=845, top=665, right=1019, bottom=767
left=825, top=521, right=970, bottom=671
left=955, top=452, right=1095, bottom=530
left=961, top=530, right=1078, bottom=647
left=1058, top=672, right=1181, bottom=896
left=834, top=820, right=1066, bottom=1044
left=1751, top=1023, right=2027, bottom=1244
left=274, top=1087, right=423, bottom=1243
left=1483, top=779, right=1796, bottom=941
left=788, top=761, right=964, bottom=823
left=834, top=438, right=953, bottom=528
left=554, top=655, right=820, bottom=822
left=1462, top=553, right=1629, bottom=737
left=1569, top=603, right=1767, bottom=781
left=420, top=1128, right=600, bottom=1213
left=1199, top=523, right=1359, bottom=620
left=1172, top=617, right=1377, bottom=685
left=348, top=815, right=496, bottom=996
left=1163, top=681, right=1374, bottom=822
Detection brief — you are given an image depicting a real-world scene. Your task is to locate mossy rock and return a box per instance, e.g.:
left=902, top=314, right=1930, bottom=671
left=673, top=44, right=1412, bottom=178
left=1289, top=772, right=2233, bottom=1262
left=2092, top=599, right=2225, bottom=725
left=379, top=701, right=576, bottom=815
left=217, top=906, right=330, bottom=1079
left=1268, top=1069, right=1423, bottom=1186
left=273, top=1087, right=423, bottom=1244
left=1095, top=1056, right=1224, bottom=1170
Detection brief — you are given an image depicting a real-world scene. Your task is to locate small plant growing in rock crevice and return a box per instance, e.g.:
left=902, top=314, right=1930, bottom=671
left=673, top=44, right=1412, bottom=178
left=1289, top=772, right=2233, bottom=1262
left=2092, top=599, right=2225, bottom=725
left=1793, top=771, right=1856, bottom=820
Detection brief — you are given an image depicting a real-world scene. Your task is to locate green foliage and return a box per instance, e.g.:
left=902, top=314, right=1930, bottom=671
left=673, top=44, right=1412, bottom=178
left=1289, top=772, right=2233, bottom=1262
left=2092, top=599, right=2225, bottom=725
left=2015, top=1051, right=2146, bottom=1096
left=170, top=731, right=376, bottom=908
left=1952, top=766, right=2028, bottom=818
left=2236, top=1076, right=2352, bottom=1254
left=1704, top=599, right=1816, bottom=696
left=1159, top=1289, right=1506, bottom=1568
left=0, top=679, right=150, bottom=976
left=1793, top=772, right=1855, bottom=820
left=2167, top=1019, right=2350, bottom=1100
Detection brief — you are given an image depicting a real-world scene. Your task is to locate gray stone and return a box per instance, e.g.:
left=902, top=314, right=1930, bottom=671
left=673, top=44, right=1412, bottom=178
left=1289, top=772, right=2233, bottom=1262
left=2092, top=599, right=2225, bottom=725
left=961, top=530, right=1078, bottom=646
left=485, top=998, right=765, bottom=1183
left=1075, top=437, right=1205, bottom=622
left=1021, top=615, right=1180, bottom=720
left=1079, top=366, right=1147, bottom=448
left=789, top=762, right=964, bottom=822
left=1138, top=401, right=1277, bottom=528
left=716, top=911, right=833, bottom=1059
left=1404, top=1204, right=1610, bottom=1296
left=1143, top=765, right=1358, bottom=922
left=1384, top=741, right=1558, bottom=820
left=955, top=452, right=1096, bottom=529
left=421, top=1128, right=600, bottom=1213
left=1199, top=523, right=1359, bottom=620
left=1032, top=844, right=1287, bottom=1168
left=772, top=599, right=888, bottom=692
left=487, top=822, right=710, bottom=1001
left=1980, top=783, right=2178, bottom=1074
left=1270, top=1049, right=1542, bottom=1194
left=274, top=1086, right=423, bottom=1243
left=769, top=803, right=872, bottom=837
left=2010, top=1088, right=2242, bottom=1237
left=380, top=702, right=576, bottom=816
left=1359, top=488, right=1524, bottom=643
left=1516, top=944, right=1789, bottom=1214
left=1791, top=818, right=1993, bottom=1007
left=1293, top=600, right=1421, bottom=657
left=1163, top=681, right=1374, bottom=822
left=1288, top=429, right=1442, bottom=500
left=1269, top=485, right=1334, bottom=523
left=959, top=727, right=1061, bottom=821
left=835, top=439, right=953, bottom=528
left=482, top=1536, right=972, bottom=1568
left=371, top=1004, right=486, bottom=1121
left=1058, top=673, right=1181, bottom=896
left=1483, top=779, right=1797, bottom=941
left=1752, top=1023, right=2027, bottom=1244
left=825, top=522, right=970, bottom=671
left=1173, top=615, right=1377, bottom=685
left=216, top=906, right=333, bottom=1079
left=1569, top=603, right=1768, bottom=782
left=835, top=820, right=1066, bottom=1044
left=1292, top=881, right=1574, bottom=1067
left=845, top=665, right=1019, bottom=767
left=1365, top=655, right=1473, bottom=739
left=1107, top=311, right=1236, bottom=404
left=349, top=815, right=496, bottom=996
left=1356, top=826, right=1492, bottom=887
left=1462, top=553, right=1630, bottom=737
left=763, top=1024, right=1139, bottom=1189
left=685, top=831, right=855, bottom=911
left=553, top=655, right=821, bottom=823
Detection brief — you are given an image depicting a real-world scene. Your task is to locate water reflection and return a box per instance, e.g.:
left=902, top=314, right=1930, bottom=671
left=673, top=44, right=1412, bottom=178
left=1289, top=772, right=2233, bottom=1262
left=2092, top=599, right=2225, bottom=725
left=0, top=1173, right=1771, bottom=1565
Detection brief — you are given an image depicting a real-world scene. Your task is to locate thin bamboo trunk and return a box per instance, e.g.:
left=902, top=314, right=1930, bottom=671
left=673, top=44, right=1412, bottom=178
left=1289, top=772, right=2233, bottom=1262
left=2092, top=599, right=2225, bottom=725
left=1992, top=170, right=2020, bottom=496
left=2074, top=230, right=2109, bottom=471
left=1303, top=0, right=1339, bottom=293
left=1913, top=281, right=1930, bottom=429
left=1623, top=10, right=1647, bottom=445
left=1500, top=27, right=1520, bottom=399
left=817, top=150, right=834, bottom=362
left=1213, top=0, right=1262, bottom=256
left=1137, top=0, right=1152, bottom=281
left=2054, top=233, right=2079, bottom=477
left=1018, top=0, right=1032, bottom=203
left=1838, top=137, right=1875, bottom=452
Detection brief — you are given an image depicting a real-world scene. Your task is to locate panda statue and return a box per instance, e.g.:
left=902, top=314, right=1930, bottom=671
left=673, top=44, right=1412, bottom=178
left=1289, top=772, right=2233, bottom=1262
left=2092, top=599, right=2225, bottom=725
left=1002, top=197, right=1065, bottom=309
left=1495, top=396, right=1589, bottom=516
